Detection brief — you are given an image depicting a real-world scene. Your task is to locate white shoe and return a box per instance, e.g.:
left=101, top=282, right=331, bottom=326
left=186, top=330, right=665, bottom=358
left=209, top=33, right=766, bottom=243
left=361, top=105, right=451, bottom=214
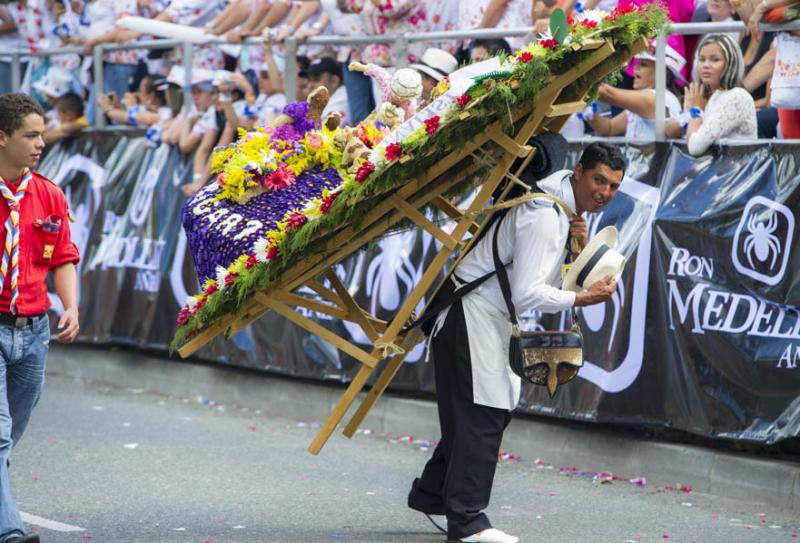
left=459, top=527, right=520, bottom=543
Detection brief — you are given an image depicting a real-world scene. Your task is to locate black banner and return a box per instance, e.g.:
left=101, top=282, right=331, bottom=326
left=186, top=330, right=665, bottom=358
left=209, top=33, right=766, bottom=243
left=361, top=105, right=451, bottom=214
left=39, top=135, right=800, bottom=444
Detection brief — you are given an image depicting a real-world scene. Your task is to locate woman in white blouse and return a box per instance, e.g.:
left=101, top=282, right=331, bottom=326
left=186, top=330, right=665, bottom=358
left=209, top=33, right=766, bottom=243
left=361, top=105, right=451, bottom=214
left=668, top=33, right=757, bottom=155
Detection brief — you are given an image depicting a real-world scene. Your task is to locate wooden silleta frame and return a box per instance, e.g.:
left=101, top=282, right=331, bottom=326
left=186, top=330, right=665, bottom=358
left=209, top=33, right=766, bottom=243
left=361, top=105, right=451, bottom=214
left=178, top=35, right=648, bottom=455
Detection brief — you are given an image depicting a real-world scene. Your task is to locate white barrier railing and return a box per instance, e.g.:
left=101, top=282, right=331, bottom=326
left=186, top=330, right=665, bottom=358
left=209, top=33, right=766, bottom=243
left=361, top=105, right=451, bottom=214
left=3, top=19, right=800, bottom=134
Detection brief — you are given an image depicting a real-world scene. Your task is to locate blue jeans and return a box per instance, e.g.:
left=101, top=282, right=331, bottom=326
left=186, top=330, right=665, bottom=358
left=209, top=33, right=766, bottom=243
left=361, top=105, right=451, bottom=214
left=342, top=55, right=375, bottom=126
left=87, top=63, right=139, bottom=126
left=0, top=317, right=50, bottom=543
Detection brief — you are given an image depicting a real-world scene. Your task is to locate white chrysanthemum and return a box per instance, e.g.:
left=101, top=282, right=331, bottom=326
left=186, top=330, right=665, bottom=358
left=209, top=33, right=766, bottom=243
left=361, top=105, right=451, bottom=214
left=186, top=296, right=199, bottom=311
left=577, top=8, right=607, bottom=24
left=260, top=148, right=276, bottom=165
left=215, top=265, right=229, bottom=288
left=253, top=237, right=270, bottom=263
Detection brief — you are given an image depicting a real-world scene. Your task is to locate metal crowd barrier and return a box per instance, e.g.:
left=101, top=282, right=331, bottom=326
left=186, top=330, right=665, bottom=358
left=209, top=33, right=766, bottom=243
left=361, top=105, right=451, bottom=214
left=3, top=19, right=800, bottom=134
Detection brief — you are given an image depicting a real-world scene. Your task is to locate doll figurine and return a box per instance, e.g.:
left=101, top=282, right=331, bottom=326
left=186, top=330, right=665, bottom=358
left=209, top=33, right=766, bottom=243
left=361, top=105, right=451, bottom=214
left=348, top=61, right=422, bottom=122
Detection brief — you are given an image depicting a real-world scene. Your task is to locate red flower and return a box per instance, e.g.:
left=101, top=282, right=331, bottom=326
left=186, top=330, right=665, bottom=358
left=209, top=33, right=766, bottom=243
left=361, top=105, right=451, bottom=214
left=567, top=14, right=575, bottom=25
left=320, top=192, right=339, bottom=213
left=216, top=173, right=226, bottom=187
left=424, top=116, right=440, bottom=135
left=177, top=307, right=190, bottom=326
left=457, top=93, right=471, bottom=108
left=266, top=245, right=280, bottom=260
left=196, top=297, right=207, bottom=311
left=245, top=253, right=258, bottom=269
left=540, top=38, right=559, bottom=50
left=205, top=283, right=219, bottom=296
left=224, top=273, right=238, bottom=288
left=355, top=162, right=376, bottom=183
left=263, top=164, right=296, bottom=192
left=385, top=143, right=402, bottom=161
left=580, top=19, right=597, bottom=28
left=516, top=51, right=534, bottom=63
left=608, top=0, right=637, bottom=20
left=285, top=211, right=308, bottom=232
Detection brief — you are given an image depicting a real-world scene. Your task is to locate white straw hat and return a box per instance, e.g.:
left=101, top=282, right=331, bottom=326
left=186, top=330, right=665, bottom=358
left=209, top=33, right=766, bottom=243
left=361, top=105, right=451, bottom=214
left=563, top=226, right=626, bottom=292
left=409, top=48, right=459, bottom=82
left=390, top=68, right=423, bottom=100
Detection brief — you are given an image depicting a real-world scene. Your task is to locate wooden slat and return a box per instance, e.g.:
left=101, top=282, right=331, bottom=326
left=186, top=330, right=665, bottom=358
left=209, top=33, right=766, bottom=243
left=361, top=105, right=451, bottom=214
left=487, top=125, right=533, bottom=158
left=432, top=196, right=480, bottom=235
left=546, top=100, right=587, bottom=118
left=305, top=279, right=345, bottom=308
left=270, top=290, right=351, bottom=321
left=391, top=195, right=461, bottom=251
left=324, top=269, right=380, bottom=344
left=254, top=292, right=380, bottom=368
left=342, top=327, right=424, bottom=437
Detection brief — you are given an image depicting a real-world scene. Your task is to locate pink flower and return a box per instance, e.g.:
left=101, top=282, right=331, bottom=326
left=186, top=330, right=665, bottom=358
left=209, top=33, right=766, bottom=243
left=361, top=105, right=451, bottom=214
left=263, top=164, right=297, bottom=192
left=385, top=143, right=402, bottom=161
left=177, top=307, right=190, bottom=326
left=205, top=283, right=219, bottom=296
left=581, top=19, right=597, bottom=28
left=245, top=253, right=257, bottom=269
left=306, top=132, right=323, bottom=150
left=266, top=245, right=280, bottom=260
left=424, top=116, right=440, bottom=135
left=409, top=15, right=418, bottom=25
left=285, top=211, right=308, bottom=232
left=456, top=93, right=471, bottom=108
left=224, top=273, right=238, bottom=288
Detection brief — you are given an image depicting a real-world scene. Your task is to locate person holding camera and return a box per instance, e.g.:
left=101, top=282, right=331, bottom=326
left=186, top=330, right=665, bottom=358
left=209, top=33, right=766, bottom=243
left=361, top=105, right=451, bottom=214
left=407, top=142, right=624, bottom=543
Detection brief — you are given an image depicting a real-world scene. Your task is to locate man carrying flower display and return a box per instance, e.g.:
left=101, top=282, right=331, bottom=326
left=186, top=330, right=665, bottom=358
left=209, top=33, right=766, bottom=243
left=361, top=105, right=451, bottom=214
left=0, top=93, right=80, bottom=543
left=407, top=143, right=625, bottom=543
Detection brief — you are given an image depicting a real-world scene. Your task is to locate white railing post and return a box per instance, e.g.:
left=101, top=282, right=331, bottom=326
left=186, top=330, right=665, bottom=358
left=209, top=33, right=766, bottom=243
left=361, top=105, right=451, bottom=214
left=284, top=37, right=298, bottom=103
left=395, top=33, right=409, bottom=68
left=94, top=45, right=105, bottom=128
left=11, top=53, right=21, bottom=92
left=655, top=33, right=667, bottom=142
left=182, top=41, right=194, bottom=115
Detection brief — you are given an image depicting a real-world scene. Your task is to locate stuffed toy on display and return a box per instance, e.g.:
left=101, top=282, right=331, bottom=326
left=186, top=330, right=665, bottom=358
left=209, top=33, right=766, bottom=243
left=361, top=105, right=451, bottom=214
left=348, top=61, right=423, bottom=122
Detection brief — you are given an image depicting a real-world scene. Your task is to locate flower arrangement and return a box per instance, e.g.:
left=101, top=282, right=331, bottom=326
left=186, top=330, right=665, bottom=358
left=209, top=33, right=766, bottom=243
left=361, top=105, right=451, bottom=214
left=173, top=2, right=668, bottom=350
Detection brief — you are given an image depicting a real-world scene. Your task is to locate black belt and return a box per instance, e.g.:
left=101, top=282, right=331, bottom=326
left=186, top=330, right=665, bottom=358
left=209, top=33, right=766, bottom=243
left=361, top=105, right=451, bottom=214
left=0, top=313, right=46, bottom=328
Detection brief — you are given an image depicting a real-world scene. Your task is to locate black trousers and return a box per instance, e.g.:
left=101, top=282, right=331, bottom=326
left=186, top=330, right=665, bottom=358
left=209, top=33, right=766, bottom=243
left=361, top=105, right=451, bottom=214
left=409, top=301, right=512, bottom=540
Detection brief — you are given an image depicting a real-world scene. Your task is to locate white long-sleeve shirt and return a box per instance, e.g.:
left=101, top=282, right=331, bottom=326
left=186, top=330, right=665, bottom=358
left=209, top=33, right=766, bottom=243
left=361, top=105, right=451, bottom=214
left=456, top=169, right=578, bottom=317
left=432, top=170, right=579, bottom=411
left=688, top=87, right=757, bottom=156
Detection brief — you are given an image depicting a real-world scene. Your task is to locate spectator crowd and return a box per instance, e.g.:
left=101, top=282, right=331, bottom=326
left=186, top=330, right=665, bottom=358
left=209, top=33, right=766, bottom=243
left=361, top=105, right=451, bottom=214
left=0, top=0, right=798, bottom=194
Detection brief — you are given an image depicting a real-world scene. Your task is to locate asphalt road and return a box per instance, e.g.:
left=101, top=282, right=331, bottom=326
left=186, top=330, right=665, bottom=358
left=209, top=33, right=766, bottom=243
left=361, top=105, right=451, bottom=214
left=8, top=372, right=799, bottom=543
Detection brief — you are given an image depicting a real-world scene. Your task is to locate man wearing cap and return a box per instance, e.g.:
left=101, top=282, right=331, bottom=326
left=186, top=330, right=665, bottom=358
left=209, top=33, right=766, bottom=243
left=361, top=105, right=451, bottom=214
left=407, top=142, right=625, bottom=543
left=307, top=57, right=350, bottom=127
left=0, top=93, right=80, bottom=543
left=410, top=48, right=459, bottom=103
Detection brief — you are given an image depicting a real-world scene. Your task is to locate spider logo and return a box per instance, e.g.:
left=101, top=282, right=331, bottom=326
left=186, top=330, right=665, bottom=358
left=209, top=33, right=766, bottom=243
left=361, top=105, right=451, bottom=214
left=743, top=212, right=782, bottom=270
left=732, top=195, right=794, bottom=286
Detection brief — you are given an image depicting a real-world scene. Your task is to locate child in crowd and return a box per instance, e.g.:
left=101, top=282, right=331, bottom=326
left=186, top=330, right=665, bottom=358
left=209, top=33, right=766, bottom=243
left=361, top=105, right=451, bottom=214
left=43, top=92, right=89, bottom=144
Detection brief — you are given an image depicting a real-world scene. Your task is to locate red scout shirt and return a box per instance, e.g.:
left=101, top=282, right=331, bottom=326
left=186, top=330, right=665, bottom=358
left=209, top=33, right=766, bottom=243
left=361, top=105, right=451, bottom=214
left=0, top=170, right=80, bottom=316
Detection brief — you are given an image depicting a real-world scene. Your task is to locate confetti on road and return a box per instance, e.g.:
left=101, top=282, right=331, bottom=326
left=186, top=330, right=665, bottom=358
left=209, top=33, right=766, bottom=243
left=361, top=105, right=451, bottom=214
left=123, top=443, right=139, bottom=449
left=246, top=425, right=258, bottom=431
left=91, top=406, right=105, bottom=411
